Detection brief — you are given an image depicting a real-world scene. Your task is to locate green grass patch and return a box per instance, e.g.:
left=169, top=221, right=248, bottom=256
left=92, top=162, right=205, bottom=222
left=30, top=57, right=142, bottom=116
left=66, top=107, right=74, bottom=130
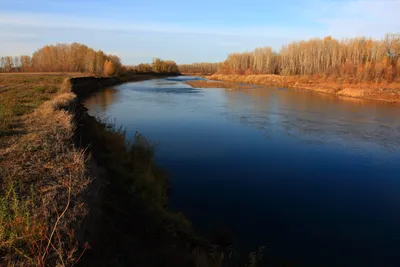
left=33, top=86, right=45, bottom=93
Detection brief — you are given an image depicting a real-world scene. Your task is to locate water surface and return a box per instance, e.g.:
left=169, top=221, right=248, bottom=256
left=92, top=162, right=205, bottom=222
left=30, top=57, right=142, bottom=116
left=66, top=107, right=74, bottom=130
left=84, top=76, right=400, bottom=267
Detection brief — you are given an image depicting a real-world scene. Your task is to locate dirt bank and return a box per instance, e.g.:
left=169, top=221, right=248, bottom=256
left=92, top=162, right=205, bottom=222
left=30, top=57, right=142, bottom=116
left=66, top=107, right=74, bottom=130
left=206, top=74, right=400, bottom=103
left=70, top=73, right=179, bottom=97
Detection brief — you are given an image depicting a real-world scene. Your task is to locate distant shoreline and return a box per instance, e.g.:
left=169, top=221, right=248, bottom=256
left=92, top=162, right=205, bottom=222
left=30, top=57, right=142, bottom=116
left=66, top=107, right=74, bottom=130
left=196, top=74, right=400, bottom=103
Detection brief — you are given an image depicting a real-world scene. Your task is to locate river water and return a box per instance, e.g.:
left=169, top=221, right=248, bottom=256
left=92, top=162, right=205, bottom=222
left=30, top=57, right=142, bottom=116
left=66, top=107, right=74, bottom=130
left=84, top=76, right=400, bottom=267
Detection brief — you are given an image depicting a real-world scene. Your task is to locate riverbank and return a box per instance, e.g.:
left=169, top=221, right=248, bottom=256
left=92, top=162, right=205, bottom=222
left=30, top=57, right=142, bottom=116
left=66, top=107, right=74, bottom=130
left=70, top=76, right=218, bottom=266
left=0, top=73, right=90, bottom=265
left=0, top=73, right=236, bottom=267
left=70, top=72, right=180, bottom=97
left=205, top=74, right=400, bottom=103
left=74, top=103, right=215, bottom=267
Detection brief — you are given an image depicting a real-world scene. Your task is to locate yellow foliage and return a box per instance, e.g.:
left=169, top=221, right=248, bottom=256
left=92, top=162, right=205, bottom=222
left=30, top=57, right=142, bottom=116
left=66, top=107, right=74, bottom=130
left=104, top=60, right=114, bottom=76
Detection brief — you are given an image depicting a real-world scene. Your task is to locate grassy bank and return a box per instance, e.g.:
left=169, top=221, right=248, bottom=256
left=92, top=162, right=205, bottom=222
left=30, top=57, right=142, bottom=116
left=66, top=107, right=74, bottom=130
left=0, top=73, right=214, bottom=267
left=0, top=73, right=88, bottom=265
left=0, top=72, right=189, bottom=266
left=72, top=80, right=267, bottom=267
left=1, top=73, right=265, bottom=267
left=205, top=74, right=400, bottom=103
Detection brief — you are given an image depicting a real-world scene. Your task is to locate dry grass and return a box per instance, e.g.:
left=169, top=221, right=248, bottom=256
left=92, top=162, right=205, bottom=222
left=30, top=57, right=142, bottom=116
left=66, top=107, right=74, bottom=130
left=206, top=74, right=400, bottom=103
left=0, top=74, right=90, bottom=266
left=0, top=73, right=84, bottom=136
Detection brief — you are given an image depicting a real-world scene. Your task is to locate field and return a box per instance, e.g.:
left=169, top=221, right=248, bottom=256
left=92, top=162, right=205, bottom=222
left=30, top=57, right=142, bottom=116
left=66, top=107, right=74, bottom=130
left=0, top=73, right=84, bottom=136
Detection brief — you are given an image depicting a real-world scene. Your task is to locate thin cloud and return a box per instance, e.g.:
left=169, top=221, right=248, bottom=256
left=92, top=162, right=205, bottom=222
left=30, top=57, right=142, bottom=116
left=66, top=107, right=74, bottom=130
left=1, top=1, right=398, bottom=40
left=0, top=11, right=320, bottom=38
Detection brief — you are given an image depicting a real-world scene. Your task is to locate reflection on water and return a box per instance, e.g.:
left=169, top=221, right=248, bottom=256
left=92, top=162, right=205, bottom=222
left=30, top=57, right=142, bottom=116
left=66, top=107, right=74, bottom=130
left=84, top=87, right=119, bottom=113
left=84, top=76, right=400, bottom=267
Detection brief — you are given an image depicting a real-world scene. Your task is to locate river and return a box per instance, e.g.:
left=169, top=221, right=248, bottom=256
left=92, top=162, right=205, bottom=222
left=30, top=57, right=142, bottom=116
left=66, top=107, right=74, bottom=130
left=84, top=76, right=400, bottom=267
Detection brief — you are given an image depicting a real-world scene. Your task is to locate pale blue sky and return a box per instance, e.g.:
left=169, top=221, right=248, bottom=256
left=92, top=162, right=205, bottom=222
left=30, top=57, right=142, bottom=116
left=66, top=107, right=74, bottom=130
left=0, top=0, right=399, bottom=64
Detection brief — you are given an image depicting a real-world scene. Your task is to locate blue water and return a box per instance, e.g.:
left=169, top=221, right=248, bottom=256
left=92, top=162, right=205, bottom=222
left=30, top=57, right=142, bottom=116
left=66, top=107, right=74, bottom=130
left=84, top=76, right=400, bottom=267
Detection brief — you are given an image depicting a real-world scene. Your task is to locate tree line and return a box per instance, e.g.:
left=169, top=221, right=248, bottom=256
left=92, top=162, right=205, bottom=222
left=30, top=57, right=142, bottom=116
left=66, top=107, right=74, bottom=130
left=0, top=43, right=123, bottom=76
left=126, top=58, right=179, bottom=73
left=220, top=34, right=400, bottom=81
left=0, top=44, right=180, bottom=76
left=179, top=34, right=400, bottom=82
left=178, top=62, right=220, bottom=74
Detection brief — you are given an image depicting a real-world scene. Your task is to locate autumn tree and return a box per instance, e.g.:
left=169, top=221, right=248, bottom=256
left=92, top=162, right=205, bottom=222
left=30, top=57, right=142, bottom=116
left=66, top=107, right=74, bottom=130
left=1, top=56, right=14, bottom=72
left=152, top=58, right=162, bottom=72
left=217, top=34, right=400, bottom=81
left=107, top=55, right=122, bottom=74
left=178, top=62, right=220, bottom=74
left=7, top=43, right=123, bottom=75
left=103, top=60, right=115, bottom=76
left=161, top=60, right=179, bottom=72
left=135, top=63, right=152, bottom=72
left=20, top=55, right=32, bottom=72
left=1, top=35, right=399, bottom=82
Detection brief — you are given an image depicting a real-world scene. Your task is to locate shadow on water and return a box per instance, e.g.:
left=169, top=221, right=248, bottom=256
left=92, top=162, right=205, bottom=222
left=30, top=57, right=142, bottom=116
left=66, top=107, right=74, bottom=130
left=84, top=87, right=119, bottom=113
left=84, top=76, right=400, bottom=267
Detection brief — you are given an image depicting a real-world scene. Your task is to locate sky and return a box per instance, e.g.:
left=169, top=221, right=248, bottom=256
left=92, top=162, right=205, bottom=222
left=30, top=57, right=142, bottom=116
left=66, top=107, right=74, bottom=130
left=0, top=0, right=399, bottom=64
